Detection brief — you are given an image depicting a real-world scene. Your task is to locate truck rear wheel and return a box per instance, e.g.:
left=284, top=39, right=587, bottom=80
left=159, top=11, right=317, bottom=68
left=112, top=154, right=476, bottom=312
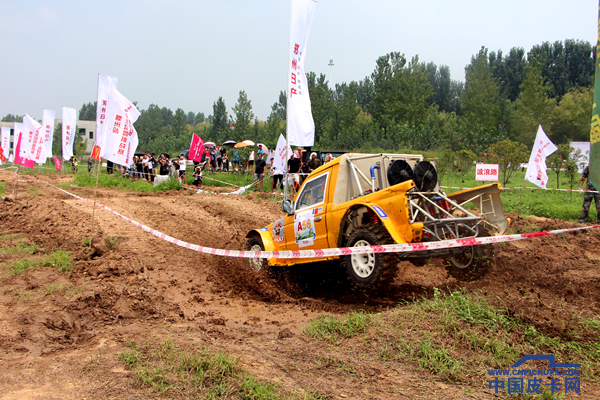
left=245, top=236, right=267, bottom=272
left=344, top=225, right=398, bottom=291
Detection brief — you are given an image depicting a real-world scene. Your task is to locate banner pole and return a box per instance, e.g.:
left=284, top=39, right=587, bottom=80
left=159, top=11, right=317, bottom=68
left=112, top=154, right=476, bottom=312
left=284, top=0, right=292, bottom=202
left=516, top=186, right=525, bottom=218
left=88, top=74, right=101, bottom=246
left=13, top=166, right=18, bottom=201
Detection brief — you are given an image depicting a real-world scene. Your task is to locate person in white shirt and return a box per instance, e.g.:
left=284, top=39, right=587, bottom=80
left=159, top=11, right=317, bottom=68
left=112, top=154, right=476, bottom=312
left=178, top=156, right=187, bottom=185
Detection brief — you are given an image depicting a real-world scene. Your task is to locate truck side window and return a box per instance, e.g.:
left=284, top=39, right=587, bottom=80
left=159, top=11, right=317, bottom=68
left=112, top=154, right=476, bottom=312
left=296, top=173, right=328, bottom=211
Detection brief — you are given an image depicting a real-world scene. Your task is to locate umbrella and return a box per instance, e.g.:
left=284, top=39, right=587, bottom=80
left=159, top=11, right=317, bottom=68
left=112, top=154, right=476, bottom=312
left=234, top=141, right=249, bottom=148
left=257, top=143, right=268, bottom=151
left=243, top=139, right=255, bottom=146
left=204, top=141, right=216, bottom=148
left=223, top=140, right=236, bottom=145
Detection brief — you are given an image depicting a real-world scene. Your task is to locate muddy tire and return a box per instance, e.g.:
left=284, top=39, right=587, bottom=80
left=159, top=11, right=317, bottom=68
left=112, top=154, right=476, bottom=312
left=245, top=236, right=267, bottom=272
left=344, top=225, right=398, bottom=291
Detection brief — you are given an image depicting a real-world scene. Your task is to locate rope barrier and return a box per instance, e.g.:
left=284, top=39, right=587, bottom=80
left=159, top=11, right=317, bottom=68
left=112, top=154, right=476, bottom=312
left=13, top=178, right=600, bottom=259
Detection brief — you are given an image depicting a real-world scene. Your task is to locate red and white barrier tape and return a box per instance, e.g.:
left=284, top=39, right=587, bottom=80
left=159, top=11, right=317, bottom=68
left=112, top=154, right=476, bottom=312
left=14, top=178, right=600, bottom=259
left=440, top=185, right=600, bottom=194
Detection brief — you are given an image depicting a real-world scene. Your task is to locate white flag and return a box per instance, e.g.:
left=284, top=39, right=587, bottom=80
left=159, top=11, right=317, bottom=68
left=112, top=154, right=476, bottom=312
left=0, top=127, right=10, bottom=159
left=41, top=109, right=56, bottom=158
left=287, top=0, right=316, bottom=146
left=99, top=83, right=140, bottom=166
left=96, top=74, right=118, bottom=151
left=62, top=107, right=76, bottom=160
left=525, top=125, right=558, bottom=189
left=273, top=133, right=292, bottom=173
left=23, top=114, right=46, bottom=163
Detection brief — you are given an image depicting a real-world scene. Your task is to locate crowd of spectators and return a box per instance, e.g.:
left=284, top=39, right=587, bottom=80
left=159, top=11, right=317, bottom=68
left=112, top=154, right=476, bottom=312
left=86, top=145, right=336, bottom=194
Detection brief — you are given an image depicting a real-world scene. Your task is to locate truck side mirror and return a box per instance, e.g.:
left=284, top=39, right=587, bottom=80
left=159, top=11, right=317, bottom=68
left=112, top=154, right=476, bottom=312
left=281, top=199, right=294, bottom=214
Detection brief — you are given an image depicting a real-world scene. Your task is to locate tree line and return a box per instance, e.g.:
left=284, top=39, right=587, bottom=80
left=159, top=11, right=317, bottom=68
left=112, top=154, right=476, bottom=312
left=3, top=39, right=594, bottom=160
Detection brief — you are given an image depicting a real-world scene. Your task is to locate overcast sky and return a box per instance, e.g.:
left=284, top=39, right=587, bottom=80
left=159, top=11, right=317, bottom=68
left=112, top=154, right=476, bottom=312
left=0, top=0, right=597, bottom=122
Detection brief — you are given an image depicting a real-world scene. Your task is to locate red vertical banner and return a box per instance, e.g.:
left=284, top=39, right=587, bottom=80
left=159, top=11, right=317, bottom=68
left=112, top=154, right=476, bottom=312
left=188, top=133, right=205, bottom=162
left=91, top=145, right=102, bottom=161
left=53, top=156, right=62, bottom=171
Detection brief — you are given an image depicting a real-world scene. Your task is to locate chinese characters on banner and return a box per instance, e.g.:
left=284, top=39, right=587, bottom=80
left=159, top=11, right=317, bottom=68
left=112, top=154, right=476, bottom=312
left=13, top=122, right=34, bottom=168
left=188, top=133, right=205, bottom=162
left=62, top=107, right=76, bottom=160
left=22, top=114, right=46, bottom=163
left=287, top=0, right=316, bottom=146
left=95, top=74, right=119, bottom=154
left=0, top=127, right=10, bottom=162
left=525, top=126, right=557, bottom=189
left=273, top=134, right=292, bottom=173
left=98, top=83, right=140, bottom=166
left=42, top=109, right=55, bottom=158
left=475, top=164, right=499, bottom=181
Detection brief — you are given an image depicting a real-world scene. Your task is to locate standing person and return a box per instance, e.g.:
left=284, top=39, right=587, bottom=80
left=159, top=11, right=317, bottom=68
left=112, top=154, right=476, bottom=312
left=216, top=146, right=223, bottom=171
left=87, top=157, right=93, bottom=173
left=232, top=149, right=239, bottom=171
left=142, top=153, right=150, bottom=181
left=287, top=150, right=301, bottom=195
left=192, top=166, right=203, bottom=186
left=247, top=149, right=255, bottom=171
left=270, top=158, right=284, bottom=195
left=210, top=147, right=217, bottom=171
left=324, top=153, right=333, bottom=164
left=70, top=156, right=78, bottom=173
left=222, top=148, right=229, bottom=171
left=151, top=153, right=158, bottom=180
left=178, top=155, right=187, bottom=185
left=106, top=160, right=113, bottom=174
left=308, top=152, right=322, bottom=173
left=135, top=156, right=143, bottom=179
left=158, top=154, right=169, bottom=176
left=578, top=164, right=600, bottom=224
left=253, top=152, right=266, bottom=192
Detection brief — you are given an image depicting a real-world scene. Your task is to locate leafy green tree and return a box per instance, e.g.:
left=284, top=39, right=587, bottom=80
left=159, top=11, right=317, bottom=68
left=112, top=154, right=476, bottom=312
left=195, top=112, right=205, bottom=124
left=306, top=72, right=334, bottom=147
left=371, top=52, right=433, bottom=132
left=231, top=90, right=254, bottom=140
left=462, top=48, right=501, bottom=137
left=78, top=102, right=96, bottom=120
left=456, top=149, right=478, bottom=179
left=547, top=143, right=570, bottom=188
left=355, top=77, right=375, bottom=114
left=135, top=104, right=165, bottom=149
left=551, top=86, right=593, bottom=144
left=270, top=90, right=287, bottom=120
left=485, top=140, right=528, bottom=186
left=211, top=96, right=230, bottom=143
left=511, top=55, right=555, bottom=145
left=1, top=114, right=22, bottom=122
left=489, top=47, right=527, bottom=102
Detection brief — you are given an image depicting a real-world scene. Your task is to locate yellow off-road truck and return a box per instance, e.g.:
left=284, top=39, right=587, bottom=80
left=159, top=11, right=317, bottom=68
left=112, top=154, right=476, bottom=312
left=246, top=153, right=509, bottom=291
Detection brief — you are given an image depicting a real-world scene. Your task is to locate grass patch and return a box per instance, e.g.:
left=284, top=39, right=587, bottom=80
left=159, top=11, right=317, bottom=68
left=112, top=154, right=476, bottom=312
left=153, top=177, right=181, bottom=191
left=117, top=340, right=323, bottom=399
left=0, top=234, right=24, bottom=241
left=305, top=311, right=371, bottom=344
left=0, top=181, right=5, bottom=197
left=4, top=287, right=33, bottom=302
left=2, top=258, right=38, bottom=275
left=0, top=241, right=39, bottom=255
left=41, top=250, right=73, bottom=272
left=104, top=236, right=118, bottom=250
left=45, top=283, right=74, bottom=295
left=82, top=237, right=91, bottom=247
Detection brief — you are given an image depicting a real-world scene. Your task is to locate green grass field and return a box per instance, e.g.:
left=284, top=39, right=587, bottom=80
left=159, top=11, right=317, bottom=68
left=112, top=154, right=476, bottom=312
left=6, top=159, right=593, bottom=222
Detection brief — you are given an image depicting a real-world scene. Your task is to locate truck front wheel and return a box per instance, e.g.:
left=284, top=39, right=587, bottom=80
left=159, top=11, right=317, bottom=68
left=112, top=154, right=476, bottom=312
left=344, top=225, right=398, bottom=291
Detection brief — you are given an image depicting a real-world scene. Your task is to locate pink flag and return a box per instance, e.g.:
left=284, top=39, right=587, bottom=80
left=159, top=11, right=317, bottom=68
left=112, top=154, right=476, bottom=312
left=53, top=156, right=62, bottom=171
left=188, top=133, right=204, bottom=162
left=14, top=130, right=35, bottom=168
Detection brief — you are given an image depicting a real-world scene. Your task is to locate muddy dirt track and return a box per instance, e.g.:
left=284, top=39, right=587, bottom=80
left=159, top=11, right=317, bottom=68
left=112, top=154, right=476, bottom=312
left=0, top=172, right=599, bottom=399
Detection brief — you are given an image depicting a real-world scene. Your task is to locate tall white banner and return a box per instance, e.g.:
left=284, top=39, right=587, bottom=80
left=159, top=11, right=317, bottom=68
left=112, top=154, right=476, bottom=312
left=287, top=0, right=316, bottom=146
left=99, top=83, right=140, bottom=166
left=273, top=133, right=292, bottom=173
left=0, top=127, right=10, bottom=160
left=42, top=109, right=56, bottom=158
left=525, top=125, right=558, bottom=189
left=96, top=74, right=118, bottom=151
left=62, top=107, right=76, bottom=160
left=23, top=114, right=46, bottom=163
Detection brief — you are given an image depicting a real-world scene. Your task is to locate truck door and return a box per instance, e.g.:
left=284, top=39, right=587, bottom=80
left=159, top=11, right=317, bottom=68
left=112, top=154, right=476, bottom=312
left=284, top=172, right=329, bottom=251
